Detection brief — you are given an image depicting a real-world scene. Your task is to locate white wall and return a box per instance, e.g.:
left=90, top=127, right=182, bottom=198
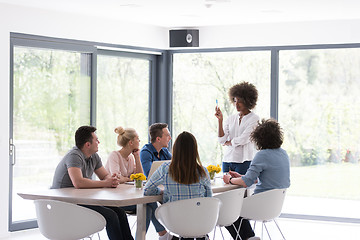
left=0, top=29, right=10, bottom=239
left=199, top=19, right=360, bottom=48
left=1, top=2, right=360, bottom=238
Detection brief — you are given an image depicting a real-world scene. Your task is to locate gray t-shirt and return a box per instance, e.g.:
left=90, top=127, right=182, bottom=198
left=51, top=146, right=103, bottom=189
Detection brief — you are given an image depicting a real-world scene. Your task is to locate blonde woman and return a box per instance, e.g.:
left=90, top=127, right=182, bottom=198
left=106, top=127, right=171, bottom=240
left=105, top=126, right=143, bottom=183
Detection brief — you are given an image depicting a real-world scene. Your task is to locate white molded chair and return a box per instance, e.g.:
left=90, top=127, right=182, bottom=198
left=34, top=199, right=106, bottom=240
left=155, top=197, right=221, bottom=239
left=213, top=188, right=246, bottom=240
left=240, top=188, right=287, bottom=240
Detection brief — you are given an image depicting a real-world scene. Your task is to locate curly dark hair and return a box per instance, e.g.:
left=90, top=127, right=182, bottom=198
left=250, top=119, right=283, bottom=150
left=228, top=82, right=258, bottom=110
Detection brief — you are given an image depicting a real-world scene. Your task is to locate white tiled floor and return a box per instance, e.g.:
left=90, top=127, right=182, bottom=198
left=3, top=217, right=360, bottom=240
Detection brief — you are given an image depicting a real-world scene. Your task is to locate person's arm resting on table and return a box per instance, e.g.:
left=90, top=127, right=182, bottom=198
left=68, top=166, right=119, bottom=189
left=223, top=170, right=247, bottom=187
left=223, top=157, right=262, bottom=187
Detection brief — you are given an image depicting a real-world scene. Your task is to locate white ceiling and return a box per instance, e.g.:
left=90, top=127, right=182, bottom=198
left=1, top=0, right=360, bottom=28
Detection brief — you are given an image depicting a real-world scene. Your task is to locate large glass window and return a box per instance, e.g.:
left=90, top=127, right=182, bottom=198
left=11, top=34, right=360, bottom=232
left=11, top=46, right=91, bottom=224
left=279, top=48, right=360, bottom=219
left=96, top=53, right=150, bottom=162
left=173, top=51, right=271, bottom=166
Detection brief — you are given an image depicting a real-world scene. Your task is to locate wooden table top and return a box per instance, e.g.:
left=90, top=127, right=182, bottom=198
left=18, top=178, right=240, bottom=207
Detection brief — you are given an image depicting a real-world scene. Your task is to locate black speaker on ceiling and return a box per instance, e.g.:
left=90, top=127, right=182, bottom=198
left=169, top=29, right=199, bottom=47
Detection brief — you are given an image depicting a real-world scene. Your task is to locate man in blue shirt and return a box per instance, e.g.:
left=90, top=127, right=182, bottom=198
left=140, top=123, right=172, bottom=177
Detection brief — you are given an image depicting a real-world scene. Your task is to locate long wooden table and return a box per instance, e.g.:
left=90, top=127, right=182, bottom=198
left=18, top=179, right=240, bottom=240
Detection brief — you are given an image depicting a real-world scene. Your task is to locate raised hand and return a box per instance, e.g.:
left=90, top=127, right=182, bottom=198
left=214, top=106, right=223, bottom=121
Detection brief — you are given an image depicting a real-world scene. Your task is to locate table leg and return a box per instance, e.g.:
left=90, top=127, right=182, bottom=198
left=136, top=203, right=147, bottom=240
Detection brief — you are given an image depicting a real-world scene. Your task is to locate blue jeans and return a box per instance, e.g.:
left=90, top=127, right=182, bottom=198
left=121, top=202, right=165, bottom=233
left=222, top=161, right=251, bottom=175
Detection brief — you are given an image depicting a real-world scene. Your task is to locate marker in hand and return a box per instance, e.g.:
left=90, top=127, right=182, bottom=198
left=216, top=99, right=218, bottom=109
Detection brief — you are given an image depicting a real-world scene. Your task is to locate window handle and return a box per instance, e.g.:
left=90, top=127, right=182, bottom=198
left=9, top=138, right=16, bottom=166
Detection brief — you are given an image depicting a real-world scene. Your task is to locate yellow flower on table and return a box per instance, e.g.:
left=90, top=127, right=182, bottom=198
left=130, top=173, right=147, bottom=181
left=130, top=173, right=146, bottom=188
left=206, top=164, right=221, bottom=180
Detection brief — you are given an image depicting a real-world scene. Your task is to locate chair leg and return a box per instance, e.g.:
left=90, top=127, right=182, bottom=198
left=128, top=214, right=137, bottom=230
left=86, top=234, right=94, bottom=239
left=131, top=220, right=137, bottom=230
left=234, top=220, right=243, bottom=240
left=127, top=214, right=137, bottom=235
left=251, top=220, right=257, bottom=237
left=219, top=227, right=225, bottom=240
left=273, top=219, right=286, bottom=240
left=263, top=222, right=272, bottom=240
left=213, top=225, right=217, bottom=239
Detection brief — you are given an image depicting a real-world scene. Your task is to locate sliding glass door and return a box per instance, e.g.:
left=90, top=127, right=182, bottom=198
left=10, top=44, right=92, bottom=230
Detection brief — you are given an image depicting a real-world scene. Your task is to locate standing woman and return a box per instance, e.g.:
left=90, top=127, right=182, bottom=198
left=215, top=82, right=260, bottom=174
left=105, top=126, right=169, bottom=240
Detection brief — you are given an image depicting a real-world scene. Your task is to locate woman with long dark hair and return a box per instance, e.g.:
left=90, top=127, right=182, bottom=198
left=144, top=131, right=212, bottom=203
left=144, top=131, right=212, bottom=240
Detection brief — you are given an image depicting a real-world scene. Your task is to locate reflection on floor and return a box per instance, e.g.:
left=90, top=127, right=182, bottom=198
left=4, top=217, right=360, bottom=240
